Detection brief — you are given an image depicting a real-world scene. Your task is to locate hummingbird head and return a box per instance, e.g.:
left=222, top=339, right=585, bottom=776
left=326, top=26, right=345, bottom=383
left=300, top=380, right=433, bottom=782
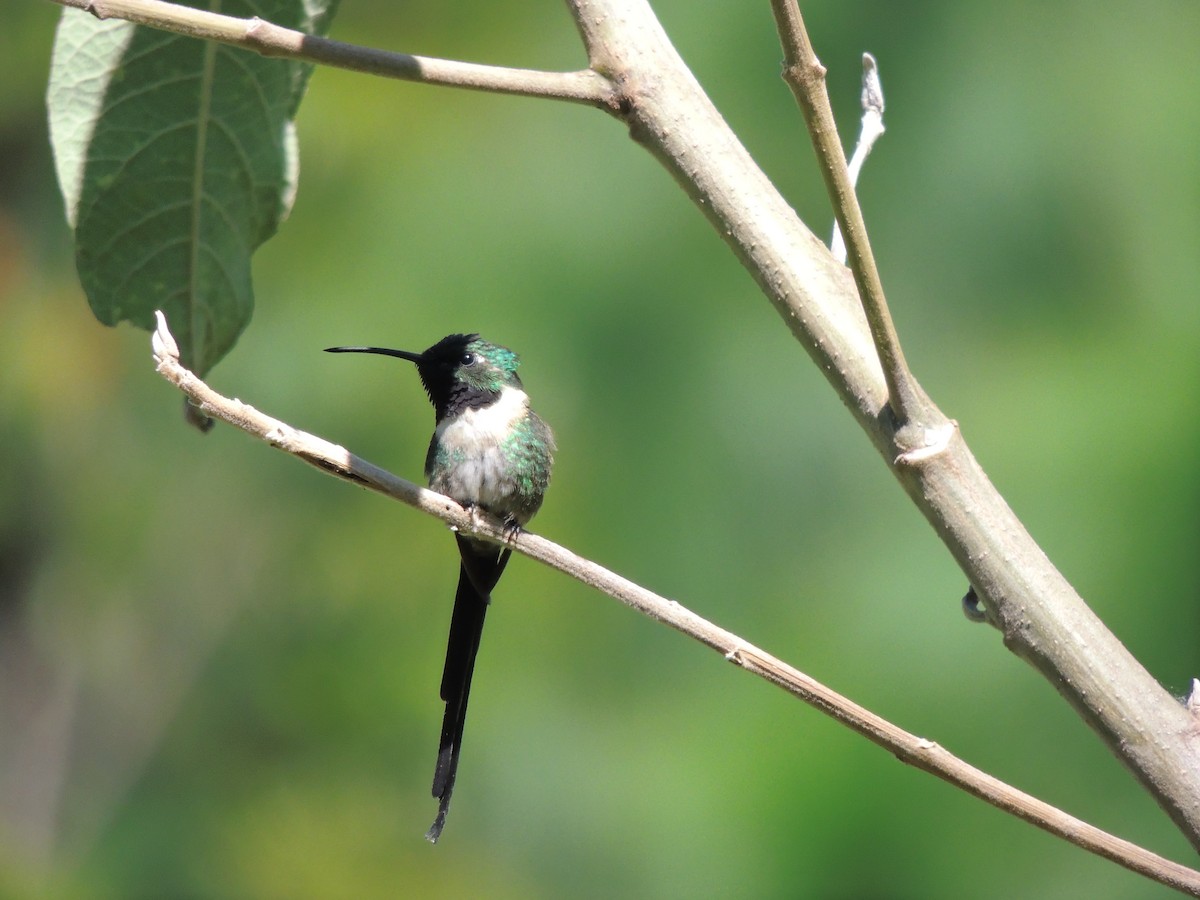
left=326, top=333, right=524, bottom=420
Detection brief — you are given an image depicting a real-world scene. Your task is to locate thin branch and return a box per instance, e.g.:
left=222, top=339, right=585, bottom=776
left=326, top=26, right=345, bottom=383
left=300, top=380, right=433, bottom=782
left=768, top=0, right=927, bottom=433
left=148, top=311, right=1200, bottom=897
left=47, top=0, right=618, bottom=109
left=830, top=53, right=886, bottom=265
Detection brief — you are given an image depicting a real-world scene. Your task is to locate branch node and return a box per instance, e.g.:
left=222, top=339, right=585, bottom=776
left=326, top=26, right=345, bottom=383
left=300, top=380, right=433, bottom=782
left=244, top=17, right=268, bottom=43
left=264, top=424, right=291, bottom=446
left=962, top=585, right=988, bottom=623
left=151, top=310, right=181, bottom=364
left=894, top=421, right=958, bottom=466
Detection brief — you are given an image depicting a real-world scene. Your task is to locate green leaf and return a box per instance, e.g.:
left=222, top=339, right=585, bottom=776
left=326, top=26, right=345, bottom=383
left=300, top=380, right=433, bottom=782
left=47, top=0, right=337, bottom=376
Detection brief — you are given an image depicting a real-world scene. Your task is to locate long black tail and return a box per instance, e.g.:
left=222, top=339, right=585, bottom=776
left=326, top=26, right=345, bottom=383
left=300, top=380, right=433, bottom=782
left=426, top=536, right=510, bottom=842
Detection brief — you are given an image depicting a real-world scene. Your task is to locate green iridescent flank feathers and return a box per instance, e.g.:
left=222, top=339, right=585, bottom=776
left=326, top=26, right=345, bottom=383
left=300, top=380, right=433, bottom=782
left=503, top=415, right=553, bottom=495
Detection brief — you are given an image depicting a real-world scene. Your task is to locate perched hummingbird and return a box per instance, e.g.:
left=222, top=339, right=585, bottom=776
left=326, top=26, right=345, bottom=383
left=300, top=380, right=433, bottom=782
left=325, top=334, right=554, bottom=842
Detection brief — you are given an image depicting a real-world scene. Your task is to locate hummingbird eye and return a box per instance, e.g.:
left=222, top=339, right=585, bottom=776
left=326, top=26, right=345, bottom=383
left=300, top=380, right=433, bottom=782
left=460, top=351, right=477, bottom=366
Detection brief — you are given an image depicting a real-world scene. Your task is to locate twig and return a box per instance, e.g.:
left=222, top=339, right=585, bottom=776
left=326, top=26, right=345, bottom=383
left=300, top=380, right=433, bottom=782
left=769, top=1, right=928, bottom=433
left=48, top=0, right=618, bottom=109
left=830, top=53, right=885, bottom=265
left=148, top=311, right=1200, bottom=897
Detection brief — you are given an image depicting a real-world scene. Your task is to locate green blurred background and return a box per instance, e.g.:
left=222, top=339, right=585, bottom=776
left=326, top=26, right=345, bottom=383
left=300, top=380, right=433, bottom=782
left=2, top=1, right=1198, bottom=897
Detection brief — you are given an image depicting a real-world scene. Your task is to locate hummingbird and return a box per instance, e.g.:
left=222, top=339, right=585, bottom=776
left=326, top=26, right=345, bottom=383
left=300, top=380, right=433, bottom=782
left=325, top=334, right=554, bottom=842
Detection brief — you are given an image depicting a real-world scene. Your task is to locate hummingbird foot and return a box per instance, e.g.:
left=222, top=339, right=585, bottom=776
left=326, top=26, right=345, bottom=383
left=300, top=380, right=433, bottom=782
left=459, top=503, right=522, bottom=546
left=501, top=517, right=523, bottom=545
left=464, top=503, right=487, bottom=531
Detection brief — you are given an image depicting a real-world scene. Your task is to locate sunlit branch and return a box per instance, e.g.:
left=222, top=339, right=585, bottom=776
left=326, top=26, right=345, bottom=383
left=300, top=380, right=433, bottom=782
left=48, top=0, right=618, bottom=108
left=769, top=0, right=927, bottom=432
left=830, top=53, right=886, bottom=265
left=150, top=311, right=1200, bottom=898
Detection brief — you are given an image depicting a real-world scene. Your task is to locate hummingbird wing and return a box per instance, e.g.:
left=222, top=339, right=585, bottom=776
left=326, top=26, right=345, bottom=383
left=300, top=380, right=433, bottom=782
left=426, top=534, right=511, bottom=842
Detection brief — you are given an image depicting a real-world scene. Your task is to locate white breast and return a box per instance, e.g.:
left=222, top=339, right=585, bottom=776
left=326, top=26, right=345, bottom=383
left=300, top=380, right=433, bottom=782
left=435, top=386, right=529, bottom=451
left=432, top=386, right=529, bottom=508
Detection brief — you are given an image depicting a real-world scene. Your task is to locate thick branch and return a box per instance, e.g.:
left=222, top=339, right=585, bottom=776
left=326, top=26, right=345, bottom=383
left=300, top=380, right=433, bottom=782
left=48, top=0, right=617, bottom=108
left=568, top=0, right=1200, bottom=851
left=149, top=313, right=1200, bottom=896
